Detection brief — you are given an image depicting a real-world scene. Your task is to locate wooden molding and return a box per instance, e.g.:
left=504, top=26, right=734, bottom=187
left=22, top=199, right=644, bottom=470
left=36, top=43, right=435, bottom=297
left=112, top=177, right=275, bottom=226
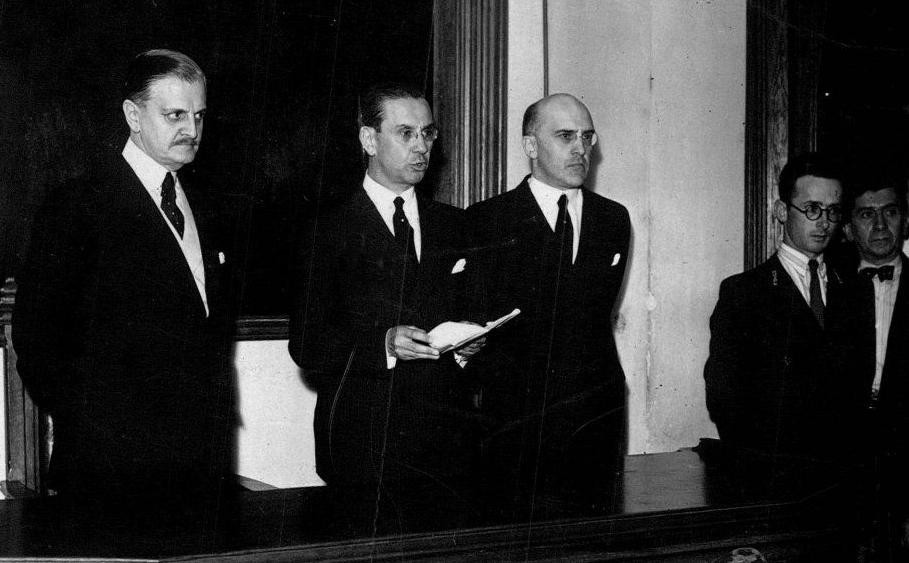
left=433, top=0, right=508, bottom=208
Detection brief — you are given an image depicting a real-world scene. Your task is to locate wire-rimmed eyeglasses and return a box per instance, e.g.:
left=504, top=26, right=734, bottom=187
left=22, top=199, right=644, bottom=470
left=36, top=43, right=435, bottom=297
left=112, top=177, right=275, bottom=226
left=787, top=202, right=843, bottom=223
left=391, top=125, right=439, bottom=146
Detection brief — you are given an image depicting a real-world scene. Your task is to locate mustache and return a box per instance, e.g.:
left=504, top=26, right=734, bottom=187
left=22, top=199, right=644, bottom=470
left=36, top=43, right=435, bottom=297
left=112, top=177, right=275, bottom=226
left=172, top=138, right=198, bottom=146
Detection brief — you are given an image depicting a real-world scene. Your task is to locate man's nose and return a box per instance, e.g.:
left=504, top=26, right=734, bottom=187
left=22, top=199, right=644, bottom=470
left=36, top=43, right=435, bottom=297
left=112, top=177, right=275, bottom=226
left=183, top=118, right=199, bottom=139
left=412, top=135, right=429, bottom=153
left=872, top=210, right=886, bottom=229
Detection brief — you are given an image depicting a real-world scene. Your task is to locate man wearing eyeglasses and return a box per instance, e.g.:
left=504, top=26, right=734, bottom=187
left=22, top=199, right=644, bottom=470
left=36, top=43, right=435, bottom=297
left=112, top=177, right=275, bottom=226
left=288, top=83, right=482, bottom=530
left=465, top=93, right=630, bottom=518
left=843, top=170, right=909, bottom=554
left=704, top=152, right=868, bottom=463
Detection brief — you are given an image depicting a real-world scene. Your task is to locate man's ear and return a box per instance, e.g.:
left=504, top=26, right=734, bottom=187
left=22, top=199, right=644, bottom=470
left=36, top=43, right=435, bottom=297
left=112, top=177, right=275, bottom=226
left=522, top=135, right=537, bottom=159
left=359, top=126, right=377, bottom=157
left=122, top=99, right=141, bottom=133
left=772, top=199, right=789, bottom=224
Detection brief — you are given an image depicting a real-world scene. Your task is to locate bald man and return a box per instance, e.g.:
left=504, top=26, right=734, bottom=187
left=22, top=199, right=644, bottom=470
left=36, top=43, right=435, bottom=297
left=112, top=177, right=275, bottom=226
left=466, top=94, right=630, bottom=517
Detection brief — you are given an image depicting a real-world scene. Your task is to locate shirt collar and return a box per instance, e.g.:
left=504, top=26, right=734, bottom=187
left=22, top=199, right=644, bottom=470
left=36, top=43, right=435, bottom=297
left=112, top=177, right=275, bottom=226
left=778, top=241, right=824, bottom=270
left=528, top=175, right=580, bottom=206
left=362, top=173, right=415, bottom=208
left=122, top=138, right=173, bottom=193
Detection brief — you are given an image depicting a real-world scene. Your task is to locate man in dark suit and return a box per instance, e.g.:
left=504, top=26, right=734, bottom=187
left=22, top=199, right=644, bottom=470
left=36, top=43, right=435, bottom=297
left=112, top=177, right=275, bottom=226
left=704, top=152, right=869, bottom=463
left=288, top=83, right=481, bottom=531
left=466, top=94, right=630, bottom=515
left=843, top=171, right=909, bottom=554
left=13, top=50, right=235, bottom=507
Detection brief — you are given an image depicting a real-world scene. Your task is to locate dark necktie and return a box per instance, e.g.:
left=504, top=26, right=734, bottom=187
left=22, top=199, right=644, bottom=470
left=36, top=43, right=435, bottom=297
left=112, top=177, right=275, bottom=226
left=808, top=259, right=824, bottom=328
left=860, top=265, right=894, bottom=281
left=160, top=173, right=185, bottom=238
left=555, top=194, right=574, bottom=265
left=393, top=196, right=417, bottom=261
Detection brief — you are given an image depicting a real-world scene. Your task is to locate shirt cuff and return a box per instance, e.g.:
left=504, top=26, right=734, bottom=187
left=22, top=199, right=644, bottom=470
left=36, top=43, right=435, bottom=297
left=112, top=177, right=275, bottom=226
left=453, top=353, right=468, bottom=369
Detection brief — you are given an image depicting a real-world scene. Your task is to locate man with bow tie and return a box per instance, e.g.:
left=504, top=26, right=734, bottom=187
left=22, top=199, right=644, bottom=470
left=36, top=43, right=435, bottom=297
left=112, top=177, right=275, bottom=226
left=13, top=50, right=236, bottom=508
left=704, top=152, right=869, bottom=463
left=843, top=169, right=909, bottom=554
left=288, top=83, right=483, bottom=531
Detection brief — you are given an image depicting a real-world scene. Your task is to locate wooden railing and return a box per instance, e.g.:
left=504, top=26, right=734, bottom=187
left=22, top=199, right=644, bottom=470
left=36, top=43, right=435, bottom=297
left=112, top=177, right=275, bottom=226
left=0, top=278, right=48, bottom=497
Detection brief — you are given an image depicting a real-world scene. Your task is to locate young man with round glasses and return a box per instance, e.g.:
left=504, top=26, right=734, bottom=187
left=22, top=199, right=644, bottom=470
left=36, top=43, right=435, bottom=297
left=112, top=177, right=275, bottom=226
left=704, top=152, right=870, bottom=465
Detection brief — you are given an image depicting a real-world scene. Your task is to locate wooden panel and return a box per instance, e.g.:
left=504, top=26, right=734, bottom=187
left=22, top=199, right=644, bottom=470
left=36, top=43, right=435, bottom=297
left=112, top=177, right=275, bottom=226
left=1, top=279, right=47, bottom=495
left=433, top=0, right=508, bottom=208
left=745, top=0, right=789, bottom=269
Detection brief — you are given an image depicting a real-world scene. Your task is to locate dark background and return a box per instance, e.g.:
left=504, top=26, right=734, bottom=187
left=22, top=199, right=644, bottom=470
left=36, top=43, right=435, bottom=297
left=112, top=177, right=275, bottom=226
left=0, top=0, right=434, bottom=315
left=818, top=3, right=909, bottom=172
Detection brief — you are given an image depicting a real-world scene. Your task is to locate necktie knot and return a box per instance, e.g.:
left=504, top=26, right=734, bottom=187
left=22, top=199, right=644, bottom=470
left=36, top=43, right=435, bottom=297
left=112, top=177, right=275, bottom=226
left=808, top=258, right=819, bottom=273
left=161, top=172, right=176, bottom=201
left=860, top=265, right=894, bottom=281
left=160, top=173, right=184, bottom=238
left=392, top=196, right=416, bottom=261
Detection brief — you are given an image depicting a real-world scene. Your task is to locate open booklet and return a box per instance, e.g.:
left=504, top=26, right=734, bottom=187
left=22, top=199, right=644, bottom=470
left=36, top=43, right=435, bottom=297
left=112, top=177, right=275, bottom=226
left=426, top=308, right=521, bottom=354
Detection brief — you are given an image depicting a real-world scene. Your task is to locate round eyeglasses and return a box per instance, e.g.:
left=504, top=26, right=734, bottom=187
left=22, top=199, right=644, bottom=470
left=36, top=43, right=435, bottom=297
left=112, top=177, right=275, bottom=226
left=787, top=202, right=843, bottom=223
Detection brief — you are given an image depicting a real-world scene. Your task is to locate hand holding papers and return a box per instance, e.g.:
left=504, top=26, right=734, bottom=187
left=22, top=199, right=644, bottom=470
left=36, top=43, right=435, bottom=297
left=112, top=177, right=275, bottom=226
left=427, top=308, right=521, bottom=354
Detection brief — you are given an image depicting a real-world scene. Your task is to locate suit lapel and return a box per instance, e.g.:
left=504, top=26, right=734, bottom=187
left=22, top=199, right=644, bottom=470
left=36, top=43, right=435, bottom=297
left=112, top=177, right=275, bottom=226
left=881, top=254, right=909, bottom=394
left=512, top=180, right=553, bottom=239
left=767, top=255, right=822, bottom=330
left=116, top=159, right=207, bottom=316
left=352, top=187, right=417, bottom=264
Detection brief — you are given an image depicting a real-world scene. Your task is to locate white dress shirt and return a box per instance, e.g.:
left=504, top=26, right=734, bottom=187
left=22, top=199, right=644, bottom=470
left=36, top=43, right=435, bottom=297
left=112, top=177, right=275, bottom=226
left=362, top=174, right=422, bottom=262
left=859, top=256, right=902, bottom=394
left=528, top=176, right=582, bottom=263
left=362, top=174, right=424, bottom=369
left=122, top=139, right=208, bottom=316
left=777, top=242, right=828, bottom=307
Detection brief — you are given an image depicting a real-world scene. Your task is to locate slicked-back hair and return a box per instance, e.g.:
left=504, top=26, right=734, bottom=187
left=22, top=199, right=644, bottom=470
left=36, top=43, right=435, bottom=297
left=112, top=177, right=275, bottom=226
left=778, top=152, right=843, bottom=204
left=122, top=49, right=206, bottom=104
left=357, top=82, right=426, bottom=131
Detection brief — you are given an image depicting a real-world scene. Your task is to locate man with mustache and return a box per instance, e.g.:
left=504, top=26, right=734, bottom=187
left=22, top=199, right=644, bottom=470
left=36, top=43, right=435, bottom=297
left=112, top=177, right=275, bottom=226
left=13, top=50, right=236, bottom=509
left=843, top=169, right=909, bottom=554
left=465, top=94, right=630, bottom=519
left=704, top=152, right=867, bottom=463
left=288, top=83, right=482, bottom=532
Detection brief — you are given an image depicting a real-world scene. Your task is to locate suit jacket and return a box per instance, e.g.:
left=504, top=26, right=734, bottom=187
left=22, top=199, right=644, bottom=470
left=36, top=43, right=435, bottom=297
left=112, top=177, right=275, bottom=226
left=704, top=254, right=871, bottom=462
left=13, top=153, right=235, bottom=502
left=465, top=178, right=630, bottom=491
left=849, top=254, right=909, bottom=514
left=288, top=187, right=479, bottom=489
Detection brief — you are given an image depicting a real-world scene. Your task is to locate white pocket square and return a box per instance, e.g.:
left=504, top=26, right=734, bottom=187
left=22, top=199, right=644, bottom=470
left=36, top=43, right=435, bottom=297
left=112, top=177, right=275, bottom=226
left=451, top=258, right=467, bottom=274
left=611, top=253, right=621, bottom=266
left=218, top=252, right=226, bottom=265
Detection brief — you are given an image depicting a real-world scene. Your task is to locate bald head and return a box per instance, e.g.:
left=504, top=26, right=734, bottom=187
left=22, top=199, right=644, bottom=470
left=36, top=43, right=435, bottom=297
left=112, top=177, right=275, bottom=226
left=522, top=94, right=597, bottom=189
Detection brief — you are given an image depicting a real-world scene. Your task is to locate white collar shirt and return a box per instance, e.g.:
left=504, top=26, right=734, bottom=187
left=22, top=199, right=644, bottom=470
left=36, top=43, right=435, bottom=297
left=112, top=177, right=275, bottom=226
left=528, top=176, right=582, bottom=263
left=858, top=256, right=902, bottom=393
left=122, top=138, right=208, bottom=316
left=777, top=242, right=828, bottom=307
left=362, top=173, right=421, bottom=262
